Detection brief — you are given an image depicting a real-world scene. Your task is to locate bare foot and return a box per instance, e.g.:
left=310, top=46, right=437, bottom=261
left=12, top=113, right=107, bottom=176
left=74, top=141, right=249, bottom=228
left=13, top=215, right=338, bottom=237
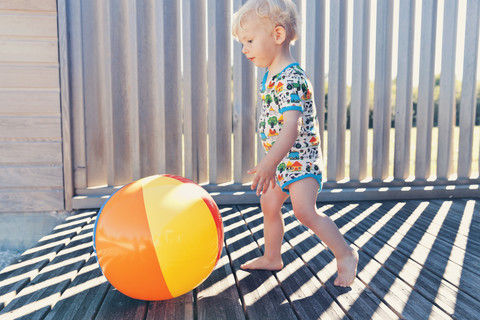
left=334, top=248, right=358, bottom=287
left=240, top=256, right=283, bottom=271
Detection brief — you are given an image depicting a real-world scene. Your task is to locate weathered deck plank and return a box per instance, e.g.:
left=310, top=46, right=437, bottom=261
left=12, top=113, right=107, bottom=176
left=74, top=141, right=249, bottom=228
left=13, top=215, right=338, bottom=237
left=321, top=200, right=479, bottom=319
left=0, top=199, right=478, bottom=319
left=322, top=203, right=452, bottom=319
left=145, top=293, right=193, bottom=320
left=0, top=212, right=97, bottom=319
left=196, top=246, right=245, bottom=320
left=346, top=201, right=480, bottom=299
left=222, top=206, right=298, bottom=320
left=44, top=255, right=109, bottom=320
left=280, top=205, right=400, bottom=320
left=237, top=205, right=347, bottom=319
left=0, top=211, right=96, bottom=312
left=95, top=287, right=149, bottom=320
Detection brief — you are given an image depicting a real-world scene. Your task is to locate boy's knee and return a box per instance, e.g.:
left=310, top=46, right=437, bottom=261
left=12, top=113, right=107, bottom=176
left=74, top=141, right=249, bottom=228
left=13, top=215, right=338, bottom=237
left=260, top=196, right=276, bottom=214
left=293, top=208, right=316, bottom=227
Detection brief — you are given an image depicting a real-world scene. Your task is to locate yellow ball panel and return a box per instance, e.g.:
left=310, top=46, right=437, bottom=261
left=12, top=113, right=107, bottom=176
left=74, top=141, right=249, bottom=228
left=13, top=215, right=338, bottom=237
left=142, top=176, right=220, bottom=298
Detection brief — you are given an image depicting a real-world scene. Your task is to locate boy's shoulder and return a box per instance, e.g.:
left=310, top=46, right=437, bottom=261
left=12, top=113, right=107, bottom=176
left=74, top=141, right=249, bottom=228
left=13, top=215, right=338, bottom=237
left=278, top=65, right=307, bottom=82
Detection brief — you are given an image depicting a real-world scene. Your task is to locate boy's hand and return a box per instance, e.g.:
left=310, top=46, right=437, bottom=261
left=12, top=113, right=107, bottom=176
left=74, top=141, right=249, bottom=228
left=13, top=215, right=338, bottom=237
left=248, top=160, right=276, bottom=196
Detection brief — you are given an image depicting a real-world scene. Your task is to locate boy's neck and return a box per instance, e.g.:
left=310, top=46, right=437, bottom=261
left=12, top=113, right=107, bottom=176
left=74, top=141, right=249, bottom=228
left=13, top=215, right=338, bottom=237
left=267, top=46, right=295, bottom=77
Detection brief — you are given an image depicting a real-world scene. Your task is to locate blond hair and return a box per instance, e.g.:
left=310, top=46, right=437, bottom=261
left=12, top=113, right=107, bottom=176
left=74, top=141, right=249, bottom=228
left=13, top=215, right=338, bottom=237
left=232, top=0, right=300, bottom=44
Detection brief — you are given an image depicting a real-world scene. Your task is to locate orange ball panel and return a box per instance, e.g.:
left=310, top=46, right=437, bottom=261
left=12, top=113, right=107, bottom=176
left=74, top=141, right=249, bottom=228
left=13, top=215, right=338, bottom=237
left=94, top=179, right=173, bottom=300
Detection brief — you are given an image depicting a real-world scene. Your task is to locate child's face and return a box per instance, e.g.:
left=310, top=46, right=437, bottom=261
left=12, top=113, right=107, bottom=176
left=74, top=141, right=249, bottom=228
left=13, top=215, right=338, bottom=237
left=237, top=14, right=278, bottom=69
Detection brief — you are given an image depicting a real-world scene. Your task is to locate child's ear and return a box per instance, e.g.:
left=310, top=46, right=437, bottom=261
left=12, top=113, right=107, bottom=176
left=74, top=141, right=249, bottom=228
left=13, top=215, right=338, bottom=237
left=273, top=26, right=287, bottom=44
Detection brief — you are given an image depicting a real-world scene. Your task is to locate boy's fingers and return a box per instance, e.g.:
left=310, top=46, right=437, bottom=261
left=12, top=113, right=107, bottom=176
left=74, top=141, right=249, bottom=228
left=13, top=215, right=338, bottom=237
left=256, top=179, right=263, bottom=196
left=256, top=178, right=266, bottom=196
left=262, top=183, right=269, bottom=195
left=263, top=178, right=271, bottom=193
left=251, top=175, right=259, bottom=190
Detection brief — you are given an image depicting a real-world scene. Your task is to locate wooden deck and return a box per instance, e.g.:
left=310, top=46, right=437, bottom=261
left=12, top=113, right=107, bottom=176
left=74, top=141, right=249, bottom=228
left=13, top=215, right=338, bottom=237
left=0, top=198, right=479, bottom=319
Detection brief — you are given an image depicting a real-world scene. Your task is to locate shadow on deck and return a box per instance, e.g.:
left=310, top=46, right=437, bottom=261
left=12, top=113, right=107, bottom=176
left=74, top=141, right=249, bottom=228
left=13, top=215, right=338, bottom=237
left=0, top=199, right=479, bottom=319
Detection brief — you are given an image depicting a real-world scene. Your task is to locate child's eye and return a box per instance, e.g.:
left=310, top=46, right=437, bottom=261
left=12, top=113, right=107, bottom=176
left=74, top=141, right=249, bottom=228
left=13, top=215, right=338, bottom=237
left=247, top=40, right=253, bottom=44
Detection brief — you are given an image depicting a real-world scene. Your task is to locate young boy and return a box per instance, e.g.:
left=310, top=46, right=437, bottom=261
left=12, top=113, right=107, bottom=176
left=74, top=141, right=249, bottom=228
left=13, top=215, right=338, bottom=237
left=232, top=0, right=358, bottom=287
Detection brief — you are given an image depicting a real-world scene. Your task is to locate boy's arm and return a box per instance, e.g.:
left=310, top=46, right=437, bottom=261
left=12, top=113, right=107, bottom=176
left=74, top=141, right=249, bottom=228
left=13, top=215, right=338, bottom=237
left=249, top=110, right=302, bottom=195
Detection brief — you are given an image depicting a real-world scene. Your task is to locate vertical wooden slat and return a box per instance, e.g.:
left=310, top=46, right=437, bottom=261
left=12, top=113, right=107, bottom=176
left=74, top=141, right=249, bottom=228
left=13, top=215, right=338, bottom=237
left=372, top=0, right=394, bottom=180
left=305, top=0, right=326, bottom=153
left=101, top=2, right=115, bottom=187
left=155, top=0, right=166, bottom=176
left=183, top=0, right=208, bottom=183
left=327, top=0, right=348, bottom=181
left=257, top=67, right=265, bottom=164
left=458, top=0, right=480, bottom=179
left=394, top=0, right=416, bottom=180
left=82, top=0, right=113, bottom=187
left=58, top=0, right=71, bottom=211
left=129, top=0, right=141, bottom=182
left=415, top=0, right=438, bottom=180
left=194, top=0, right=208, bottom=184
left=207, top=0, right=217, bottom=183
left=437, top=0, right=459, bottom=179
left=233, top=0, right=256, bottom=184
left=136, top=0, right=166, bottom=178
left=163, top=0, right=182, bottom=176
left=232, top=48, right=245, bottom=184
left=67, top=0, right=87, bottom=190
left=208, top=0, right=232, bottom=184
left=183, top=0, right=193, bottom=181
left=110, top=0, right=140, bottom=184
left=291, top=0, right=303, bottom=65
left=350, top=0, right=371, bottom=181
left=233, top=0, right=257, bottom=183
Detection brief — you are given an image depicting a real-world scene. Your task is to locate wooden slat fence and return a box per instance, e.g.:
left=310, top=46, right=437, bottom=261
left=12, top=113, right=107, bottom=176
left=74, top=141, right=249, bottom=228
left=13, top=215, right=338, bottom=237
left=58, top=0, right=480, bottom=209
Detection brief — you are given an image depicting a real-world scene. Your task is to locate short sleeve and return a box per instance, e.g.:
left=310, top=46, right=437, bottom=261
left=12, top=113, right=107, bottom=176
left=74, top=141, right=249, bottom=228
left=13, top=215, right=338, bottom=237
left=275, top=75, right=307, bottom=114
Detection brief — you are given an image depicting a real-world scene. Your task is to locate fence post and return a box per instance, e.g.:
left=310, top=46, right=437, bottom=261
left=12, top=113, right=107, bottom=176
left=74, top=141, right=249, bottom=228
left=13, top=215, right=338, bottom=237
left=458, top=0, right=480, bottom=179
left=327, top=0, right=348, bottom=181
left=68, top=0, right=88, bottom=190
left=305, top=0, right=326, bottom=154
left=208, top=0, right=232, bottom=184
left=136, top=0, right=166, bottom=178
left=372, top=0, right=394, bottom=180
left=163, top=0, right=183, bottom=176
left=394, top=0, right=416, bottom=180
left=415, top=0, right=438, bottom=180
left=110, top=0, right=140, bottom=184
left=350, top=0, right=371, bottom=181
left=437, top=0, right=459, bottom=179
left=183, top=0, right=208, bottom=183
left=82, top=0, right=113, bottom=187
left=233, top=0, right=256, bottom=184
left=58, top=0, right=73, bottom=210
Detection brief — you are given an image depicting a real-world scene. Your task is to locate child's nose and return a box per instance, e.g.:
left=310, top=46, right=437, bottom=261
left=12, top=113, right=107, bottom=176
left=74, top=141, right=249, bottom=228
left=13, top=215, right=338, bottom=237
left=242, top=45, right=248, bottom=54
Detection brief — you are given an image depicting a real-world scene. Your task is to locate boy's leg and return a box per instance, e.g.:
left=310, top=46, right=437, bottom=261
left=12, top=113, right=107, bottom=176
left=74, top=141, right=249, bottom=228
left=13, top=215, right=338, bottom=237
left=241, top=184, right=289, bottom=271
left=288, top=177, right=358, bottom=287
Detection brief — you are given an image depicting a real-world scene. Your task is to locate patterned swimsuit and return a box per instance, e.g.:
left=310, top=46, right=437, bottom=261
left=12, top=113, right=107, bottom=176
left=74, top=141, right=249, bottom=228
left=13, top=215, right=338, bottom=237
left=258, top=63, right=324, bottom=194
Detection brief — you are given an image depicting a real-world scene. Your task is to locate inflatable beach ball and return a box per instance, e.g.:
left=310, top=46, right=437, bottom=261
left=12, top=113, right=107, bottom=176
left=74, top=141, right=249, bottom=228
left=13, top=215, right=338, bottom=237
left=93, top=174, right=224, bottom=301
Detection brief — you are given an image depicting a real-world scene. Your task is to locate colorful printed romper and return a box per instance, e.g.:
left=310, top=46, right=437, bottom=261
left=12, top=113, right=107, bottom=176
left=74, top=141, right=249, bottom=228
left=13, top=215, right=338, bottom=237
left=259, top=62, right=324, bottom=194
